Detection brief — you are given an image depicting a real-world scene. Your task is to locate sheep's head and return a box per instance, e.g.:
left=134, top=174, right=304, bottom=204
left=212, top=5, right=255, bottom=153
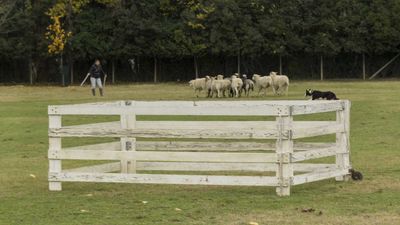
left=189, top=80, right=194, bottom=86
left=270, top=71, right=277, bottom=76
left=231, top=75, right=237, bottom=79
left=216, top=74, right=224, bottom=80
left=252, top=74, right=260, bottom=80
left=206, top=76, right=216, bottom=82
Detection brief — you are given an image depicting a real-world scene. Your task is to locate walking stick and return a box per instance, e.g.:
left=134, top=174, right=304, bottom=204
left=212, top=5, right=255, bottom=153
left=103, top=74, right=107, bottom=88
left=80, top=73, right=90, bottom=86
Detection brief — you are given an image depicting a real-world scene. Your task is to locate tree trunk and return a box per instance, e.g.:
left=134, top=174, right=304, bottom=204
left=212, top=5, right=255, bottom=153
left=28, top=58, right=33, bottom=85
left=237, top=54, right=241, bottom=75
left=320, top=55, right=324, bottom=81
left=223, top=57, right=227, bottom=75
left=60, top=54, right=65, bottom=86
left=194, top=56, right=198, bottom=78
left=279, top=55, right=282, bottom=74
left=70, top=59, right=74, bottom=84
left=153, top=57, right=157, bottom=83
left=362, top=53, right=366, bottom=80
left=137, top=57, right=140, bottom=74
left=112, top=60, right=115, bottom=84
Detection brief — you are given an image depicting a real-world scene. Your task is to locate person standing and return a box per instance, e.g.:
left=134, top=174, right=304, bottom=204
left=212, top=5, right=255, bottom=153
left=86, top=59, right=106, bottom=96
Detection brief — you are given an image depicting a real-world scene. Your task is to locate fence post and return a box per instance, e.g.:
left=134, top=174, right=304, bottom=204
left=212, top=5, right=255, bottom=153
left=153, top=57, right=157, bottom=83
left=335, top=100, right=351, bottom=181
left=49, top=115, right=62, bottom=191
left=275, top=106, right=293, bottom=196
left=320, top=55, right=324, bottom=81
left=120, top=101, right=136, bottom=173
left=362, top=53, right=366, bottom=80
left=112, top=60, right=115, bottom=84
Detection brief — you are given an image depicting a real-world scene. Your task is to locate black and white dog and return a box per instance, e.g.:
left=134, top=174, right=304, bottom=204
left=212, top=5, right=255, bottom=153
left=305, top=89, right=339, bottom=100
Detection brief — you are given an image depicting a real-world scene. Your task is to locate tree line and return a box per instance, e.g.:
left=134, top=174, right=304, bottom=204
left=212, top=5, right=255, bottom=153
left=1, top=0, right=400, bottom=84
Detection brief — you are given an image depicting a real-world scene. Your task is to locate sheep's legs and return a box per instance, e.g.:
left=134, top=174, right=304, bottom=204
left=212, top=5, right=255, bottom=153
left=277, top=87, right=281, bottom=96
left=272, top=87, right=277, bottom=95
left=258, top=88, right=266, bottom=96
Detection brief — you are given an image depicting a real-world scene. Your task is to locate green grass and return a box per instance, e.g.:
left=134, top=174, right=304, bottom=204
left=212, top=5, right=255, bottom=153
left=0, top=81, right=400, bottom=225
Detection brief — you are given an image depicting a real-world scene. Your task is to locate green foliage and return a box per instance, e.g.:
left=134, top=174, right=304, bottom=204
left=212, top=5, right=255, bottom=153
left=2, top=0, right=400, bottom=81
left=0, top=0, right=33, bottom=59
left=70, top=4, right=116, bottom=58
left=42, top=0, right=400, bottom=58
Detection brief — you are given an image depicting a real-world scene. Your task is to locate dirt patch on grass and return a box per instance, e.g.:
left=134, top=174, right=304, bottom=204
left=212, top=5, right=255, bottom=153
left=215, top=211, right=400, bottom=225
left=339, top=177, right=400, bottom=194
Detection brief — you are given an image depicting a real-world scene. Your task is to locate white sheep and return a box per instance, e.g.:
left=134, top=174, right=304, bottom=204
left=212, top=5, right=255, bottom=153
left=210, top=77, right=231, bottom=98
left=230, top=75, right=243, bottom=98
left=269, top=71, right=289, bottom=95
left=252, top=74, right=272, bottom=96
left=205, top=75, right=214, bottom=97
left=216, top=74, right=224, bottom=80
left=189, top=77, right=207, bottom=97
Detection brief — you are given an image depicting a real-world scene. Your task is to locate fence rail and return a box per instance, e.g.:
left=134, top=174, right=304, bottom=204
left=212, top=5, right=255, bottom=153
left=48, top=100, right=351, bottom=196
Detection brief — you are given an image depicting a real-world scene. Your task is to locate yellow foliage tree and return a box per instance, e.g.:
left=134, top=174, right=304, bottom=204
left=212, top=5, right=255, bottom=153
left=45, top=15, right=71, bottom=55
left=45, top=0, right=119, bottom=55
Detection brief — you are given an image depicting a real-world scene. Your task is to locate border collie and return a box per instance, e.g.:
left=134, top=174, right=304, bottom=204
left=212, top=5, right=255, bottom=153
left=305, top=89, right=339, bottom=100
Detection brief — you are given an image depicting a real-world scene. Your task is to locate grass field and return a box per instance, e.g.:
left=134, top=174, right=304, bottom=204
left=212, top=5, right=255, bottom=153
left=1, top=81, right=400, bottom=225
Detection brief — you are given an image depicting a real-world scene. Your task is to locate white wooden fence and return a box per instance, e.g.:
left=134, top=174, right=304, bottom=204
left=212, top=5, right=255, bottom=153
left=48, top=100, right=351, bottom=196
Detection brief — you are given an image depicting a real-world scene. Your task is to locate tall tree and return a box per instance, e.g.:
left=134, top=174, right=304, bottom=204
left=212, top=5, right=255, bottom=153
left=161, top=0, right=215, bottom=77
left=45, top=0, right=119, bottom=85
left=298, top=0, right=341, bottom=79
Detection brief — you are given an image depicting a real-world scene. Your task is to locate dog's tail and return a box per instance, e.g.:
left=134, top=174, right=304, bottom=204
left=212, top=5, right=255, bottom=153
left=334, top=97, right=339, bottom=100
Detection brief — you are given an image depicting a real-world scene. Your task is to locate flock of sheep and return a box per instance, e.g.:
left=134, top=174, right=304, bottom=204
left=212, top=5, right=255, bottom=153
left=189, top=72, right=290, bottom=98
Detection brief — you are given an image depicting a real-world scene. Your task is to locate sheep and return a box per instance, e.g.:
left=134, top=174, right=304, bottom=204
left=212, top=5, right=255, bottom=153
left=216, top=74, right=224, bottom=80
left=209, top=76, right=231, bottom=98
left=205, top=76, right=214, bottom=96
left=240, top=74, right=254, bottom=97
left=189, top=77, right=207, bottom=97
left=269, top=71, right=289, bottom=95
left=252, top=74, right=272, bottom=96
left=223, top=76, right=235, bottom=97
left=230, top=75, right=243, bottom=98
left=215, top=74, right=232, bottom=97
left=205, top=76, right=215, bottom=97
